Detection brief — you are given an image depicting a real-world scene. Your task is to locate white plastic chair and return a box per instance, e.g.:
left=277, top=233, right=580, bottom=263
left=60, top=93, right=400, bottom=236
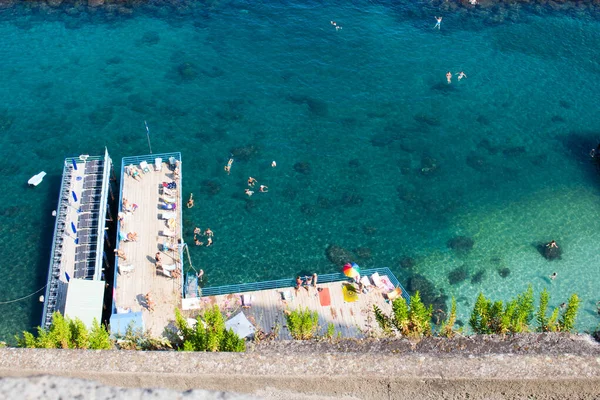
left=154, top=157, right=163, bottom=172
left=140, top=161, right=150, bottom=173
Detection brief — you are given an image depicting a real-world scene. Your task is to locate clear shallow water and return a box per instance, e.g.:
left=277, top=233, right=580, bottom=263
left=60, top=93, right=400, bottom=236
left=0, top=2, right=599, bottom=340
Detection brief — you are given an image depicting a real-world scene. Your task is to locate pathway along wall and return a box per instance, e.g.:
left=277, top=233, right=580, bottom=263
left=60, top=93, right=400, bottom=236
left=0, top=333, right=599, bottom=400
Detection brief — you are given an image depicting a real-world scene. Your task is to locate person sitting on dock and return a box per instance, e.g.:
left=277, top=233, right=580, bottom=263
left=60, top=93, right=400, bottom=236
left=126, top=232, right=138, bottom=242
left=145, top=292, right=155, bottom=312
left=311, top=273, right=318, bottom=287
left=114, top=249, right=126, bottom=260
left=155, top=252, right=162, bottom=267
left=187, top=193, right=194, bottom=208
left=295, top=276, right=302, bottom=292
left=302, top=277, right=310, bottom=291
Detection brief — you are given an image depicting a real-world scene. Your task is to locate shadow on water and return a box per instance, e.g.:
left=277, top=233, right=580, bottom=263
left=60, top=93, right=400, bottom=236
left=556, top=131, right=600, bottom=185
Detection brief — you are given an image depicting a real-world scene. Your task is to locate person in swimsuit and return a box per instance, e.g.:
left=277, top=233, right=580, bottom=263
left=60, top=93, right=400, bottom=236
left=434, top=16, right=442, bottom=29
left=446, top=71, right=452, bottom=84
left=259, top=185, right=268, bottom=192
left=187, top=193, right=194, bottom=208
left=248, top=177, right=257, bottom=187
left=457, top=71, right=467, bottom=80
left=204, top=228, right=214, bottom=237
left=245, top=189, right=254, bottom=197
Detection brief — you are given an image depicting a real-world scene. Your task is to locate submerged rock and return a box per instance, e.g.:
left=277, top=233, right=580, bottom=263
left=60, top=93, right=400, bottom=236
left=471, top=270, right=485, bottom=284
left=293, top=162, right=311, bottom=175
left=201, top=180, right=221, bottom=196
left=448, top=265, right=469, bottom=285
left=447, top=236, right=475, bottom=253
left=540, top=241, right=562, bottom=261
left=498, top=267, right=511, bottom=278
left=230, top=144, right=258, bottom=161
left=399, top=256, right=416, bottom=269
left=325, top=245, right=356, bottom=266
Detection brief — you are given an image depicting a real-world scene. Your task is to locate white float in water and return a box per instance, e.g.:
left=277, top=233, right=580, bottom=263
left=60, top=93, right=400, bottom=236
left=28, top=171, right=47, bottom=187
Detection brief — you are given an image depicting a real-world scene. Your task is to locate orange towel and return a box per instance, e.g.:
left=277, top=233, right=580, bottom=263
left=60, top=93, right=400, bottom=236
left=319, top=288, right=331, bottom=306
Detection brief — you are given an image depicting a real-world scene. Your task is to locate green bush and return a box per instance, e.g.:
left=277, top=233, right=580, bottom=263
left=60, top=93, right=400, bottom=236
left=285, top=307, right=319, bottom=340
left=114, top=324, right=172, bottom=350
left=439, top=297, right=457, bottom=338
left=470, top=287, right=580, bottom=334
left=469, top=286, right=535, bottom=334
left=15, top=312, right=111, bottom=350
left=373, top=291, right=432, bottom=338
left=174, top=307, right=245, bottom=352
left=559, top=294, right=580, bottom=332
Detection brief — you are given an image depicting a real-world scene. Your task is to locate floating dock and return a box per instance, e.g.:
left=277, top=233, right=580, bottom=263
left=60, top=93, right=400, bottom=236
left=41, top=149, right=114, bottom=329
left=110, top=153, right=190, bottom=336
left=199, top=268, right=408, bottom=339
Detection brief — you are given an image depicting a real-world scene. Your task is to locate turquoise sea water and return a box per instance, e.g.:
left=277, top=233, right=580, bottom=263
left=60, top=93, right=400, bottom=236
left=0, top=1, right=599, bottom=340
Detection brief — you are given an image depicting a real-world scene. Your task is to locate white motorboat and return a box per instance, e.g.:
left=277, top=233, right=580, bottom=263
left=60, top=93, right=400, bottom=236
left=28, top=171, right=47, bottom=186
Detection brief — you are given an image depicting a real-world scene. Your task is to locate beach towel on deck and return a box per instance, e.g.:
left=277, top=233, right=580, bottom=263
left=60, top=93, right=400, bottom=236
left=342, top=284, right=359, bottom=303
left=379, top=275, right=396, bottom=292
left=319, top=287, right=331, bottom=306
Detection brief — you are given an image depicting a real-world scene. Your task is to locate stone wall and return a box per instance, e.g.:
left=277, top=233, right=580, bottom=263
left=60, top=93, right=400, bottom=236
left=0, top=333, right=599, bottom=399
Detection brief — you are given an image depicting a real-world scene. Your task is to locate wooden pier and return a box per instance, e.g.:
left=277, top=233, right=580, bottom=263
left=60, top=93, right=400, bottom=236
left=111, top=154, right=183, bottom=337
left=196, top=276, right=398, bottom=339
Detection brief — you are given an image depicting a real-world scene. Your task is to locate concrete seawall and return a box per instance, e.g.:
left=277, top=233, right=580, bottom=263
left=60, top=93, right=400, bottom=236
left=1, top=334, right=599, bottom=399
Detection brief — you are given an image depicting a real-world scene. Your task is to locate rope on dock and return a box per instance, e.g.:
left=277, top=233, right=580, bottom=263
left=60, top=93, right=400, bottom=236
left=0, top=285, right=47, bottom=305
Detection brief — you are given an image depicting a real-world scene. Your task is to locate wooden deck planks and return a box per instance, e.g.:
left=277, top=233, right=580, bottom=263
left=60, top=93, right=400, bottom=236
left=198, top=280, right=393, bottom=339
left=114, top=160, right=182, bottom=337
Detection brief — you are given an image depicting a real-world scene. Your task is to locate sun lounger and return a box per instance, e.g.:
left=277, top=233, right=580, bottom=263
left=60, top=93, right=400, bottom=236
left=161, top=240, right=176, bottom=251
left=162, top=263, right=178, bottom=271
left=154, top=157, right=162, bottom=172
left=242, top=294, right=254, bottom=308
left=161, top=229, right=176, bottom=238
left=140, top=161, right=150, bottom=173
left=163, top=195, right=176, bottom=204
left=379, top=275, right=396, bottom=292
left=370, top=272, right=384, bottom=289
left=386, top=287, right=403, bottom=301
left=162, top=187, right=176, bottom=197
left=118, top=264, right=134, bottom=274
left=160, top=211, right=176, bottom=220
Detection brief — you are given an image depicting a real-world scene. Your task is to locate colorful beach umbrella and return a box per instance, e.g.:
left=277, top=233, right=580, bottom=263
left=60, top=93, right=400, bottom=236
left=342, top=262, right=360, bottom=278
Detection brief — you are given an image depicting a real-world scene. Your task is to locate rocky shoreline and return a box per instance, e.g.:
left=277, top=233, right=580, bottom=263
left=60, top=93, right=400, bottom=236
left=1, top=0, right=600, bottom=26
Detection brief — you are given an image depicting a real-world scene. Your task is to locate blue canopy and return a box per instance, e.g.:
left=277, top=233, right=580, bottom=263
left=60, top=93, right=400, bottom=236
left=110, top=311, right=144, bottom=336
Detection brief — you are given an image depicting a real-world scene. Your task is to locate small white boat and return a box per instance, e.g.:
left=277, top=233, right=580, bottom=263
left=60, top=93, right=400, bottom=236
left=28, top=171, right=47, bottom=187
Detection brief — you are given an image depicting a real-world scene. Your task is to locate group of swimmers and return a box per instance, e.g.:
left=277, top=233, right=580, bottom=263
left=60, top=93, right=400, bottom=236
left=194, top=227, right=214, bottom=247
left=245, top=176, right=269, bottom=197
left=446, top=71, right=467, bottom=84
left=432, top=17, right=469, bottom=85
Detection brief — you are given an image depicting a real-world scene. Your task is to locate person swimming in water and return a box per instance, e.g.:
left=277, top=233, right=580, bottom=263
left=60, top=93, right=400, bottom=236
left=434, top=16, right=442, bottom=29
left=224, top=158, right=234, bottom=175
left=245, top=189, right=254, bottom=197
left=446, top=71, right=452, bottom=84
left=187, top=193, right=194, bottom=208
left=456, top=71, right=467, bottom=81
left=248, top=177, right=257, bottom=187
left=259, top=185, right=268, bottom=193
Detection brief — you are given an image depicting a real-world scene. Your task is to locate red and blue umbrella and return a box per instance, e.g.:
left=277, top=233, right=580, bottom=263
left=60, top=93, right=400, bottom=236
left=343, top=262, right=360, bottom=278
